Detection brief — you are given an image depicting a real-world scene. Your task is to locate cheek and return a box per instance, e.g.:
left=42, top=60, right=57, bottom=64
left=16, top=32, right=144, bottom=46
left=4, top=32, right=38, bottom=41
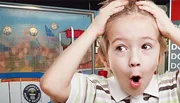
left=108, top=51, right=129, bottom=73
left=110, top=59, right=127, bottom=71
left=142, top=49, right=160, bottom=71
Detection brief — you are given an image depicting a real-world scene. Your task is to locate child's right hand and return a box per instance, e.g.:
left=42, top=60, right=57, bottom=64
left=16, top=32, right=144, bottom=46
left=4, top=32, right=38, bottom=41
left=90, top=0, right=128, bottom=37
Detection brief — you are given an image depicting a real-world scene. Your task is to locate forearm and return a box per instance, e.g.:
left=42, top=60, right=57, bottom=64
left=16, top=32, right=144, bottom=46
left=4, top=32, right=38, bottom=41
left=168, top=25, right=180, bottom=47
left=40, top=25, right=98, bottom=96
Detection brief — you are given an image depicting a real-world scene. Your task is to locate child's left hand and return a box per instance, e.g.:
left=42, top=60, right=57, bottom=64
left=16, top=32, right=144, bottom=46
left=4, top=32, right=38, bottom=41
left=136, top=1, right=175, bottom=38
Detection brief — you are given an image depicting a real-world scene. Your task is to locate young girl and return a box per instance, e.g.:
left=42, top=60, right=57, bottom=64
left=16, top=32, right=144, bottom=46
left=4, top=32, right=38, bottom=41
left=40, top=0, right=180, bottom=102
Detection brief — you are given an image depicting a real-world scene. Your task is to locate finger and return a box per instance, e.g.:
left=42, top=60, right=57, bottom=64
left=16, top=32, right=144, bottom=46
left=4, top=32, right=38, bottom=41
left=138, top=5, right=158, bottom=18
left=100, top=1, right=125, bottom=15
left=107, top=0, right=128, bottom=9
left=100, top=1, right=121, bottom=11
left=111, top=0, right=129, bottom=6
left=136, top=1, right=154, bottom=6
left=136, top=1, right=159, bottom=10
left=110, top=6, right=125, bottom=15
left=99, top=0, right=127, bottom=18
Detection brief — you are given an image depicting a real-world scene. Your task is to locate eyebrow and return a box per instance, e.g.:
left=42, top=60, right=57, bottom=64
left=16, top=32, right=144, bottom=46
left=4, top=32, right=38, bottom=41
left=111, top=36, right=156, bottom=44
left=141, top=36, right=157, bottom=42
left=111, top=37, right=128, bottom=44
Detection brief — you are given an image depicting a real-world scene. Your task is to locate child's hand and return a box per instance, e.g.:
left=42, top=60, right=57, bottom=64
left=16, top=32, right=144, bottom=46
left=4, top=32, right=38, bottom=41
left=90, top=0, right=128, bottom=37
left=136, top=1, right=175, bottom=38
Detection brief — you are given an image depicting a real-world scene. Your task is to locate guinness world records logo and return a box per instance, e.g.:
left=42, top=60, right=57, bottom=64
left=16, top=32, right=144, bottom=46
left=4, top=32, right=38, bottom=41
left=23, top=84, right=41, bottom=103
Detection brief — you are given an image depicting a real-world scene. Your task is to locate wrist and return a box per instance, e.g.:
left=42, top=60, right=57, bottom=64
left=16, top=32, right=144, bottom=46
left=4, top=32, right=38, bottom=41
left=168, top=24, right=178, bottom=38
left=81, top=25, right=99, bottom=43
left=163, top=22, right=176, bottom=38
left=167, top=24, right=180, bottom=46
left=87, top=22, right=104, bottom=38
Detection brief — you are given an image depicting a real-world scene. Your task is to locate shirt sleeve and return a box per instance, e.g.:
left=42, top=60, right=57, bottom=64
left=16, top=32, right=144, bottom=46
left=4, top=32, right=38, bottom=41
left=177, top=70, right=180, bottom=101
left=66, top=73, right=96, bottom=103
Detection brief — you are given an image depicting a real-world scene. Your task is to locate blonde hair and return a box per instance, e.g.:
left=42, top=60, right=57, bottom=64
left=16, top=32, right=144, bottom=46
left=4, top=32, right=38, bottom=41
left=98, top=0, right=167, bottom=63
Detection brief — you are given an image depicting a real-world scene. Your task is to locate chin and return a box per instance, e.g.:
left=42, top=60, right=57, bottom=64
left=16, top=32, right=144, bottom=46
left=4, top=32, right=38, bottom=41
left=125, top=86, right=145, bottom=96
left=130, top=90, right=143, bottom=96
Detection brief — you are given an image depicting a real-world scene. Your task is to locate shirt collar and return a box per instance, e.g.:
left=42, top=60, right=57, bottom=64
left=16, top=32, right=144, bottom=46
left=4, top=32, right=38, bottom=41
left=108, top=76, right=129, bottom=102
left=144, top=75, right=159, bottom=98
left=108, top=75, right=159, bottom=102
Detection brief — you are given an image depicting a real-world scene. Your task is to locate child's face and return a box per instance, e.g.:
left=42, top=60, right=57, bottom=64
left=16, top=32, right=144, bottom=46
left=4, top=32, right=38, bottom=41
left=107, top=15, right=160, bottom=96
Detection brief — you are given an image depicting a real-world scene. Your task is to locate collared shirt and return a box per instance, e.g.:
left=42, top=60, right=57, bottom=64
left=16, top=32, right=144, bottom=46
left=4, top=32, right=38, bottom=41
left=66, top=70, right=180, bottom=103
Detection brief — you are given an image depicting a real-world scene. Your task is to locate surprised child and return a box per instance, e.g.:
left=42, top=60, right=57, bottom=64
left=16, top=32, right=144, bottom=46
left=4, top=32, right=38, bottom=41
left=41, top=0, right=180, bottom=103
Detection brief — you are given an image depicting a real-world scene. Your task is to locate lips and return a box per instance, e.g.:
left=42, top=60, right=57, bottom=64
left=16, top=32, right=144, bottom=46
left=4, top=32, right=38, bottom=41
left=130, top=75, right=142, bottom=88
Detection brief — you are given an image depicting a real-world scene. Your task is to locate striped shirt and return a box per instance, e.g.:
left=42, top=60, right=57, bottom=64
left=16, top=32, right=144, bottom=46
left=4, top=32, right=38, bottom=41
left=66, top=70, right=180, bottom=103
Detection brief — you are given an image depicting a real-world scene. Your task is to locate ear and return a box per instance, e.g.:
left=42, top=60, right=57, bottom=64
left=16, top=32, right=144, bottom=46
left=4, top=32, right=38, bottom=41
left=97, top=48, right=110, bottom=68
left=104, top=59, right=110, bottom=68
left=158, top=53, right=162, bottom=64
left=158, top=51, right=165, bottom=64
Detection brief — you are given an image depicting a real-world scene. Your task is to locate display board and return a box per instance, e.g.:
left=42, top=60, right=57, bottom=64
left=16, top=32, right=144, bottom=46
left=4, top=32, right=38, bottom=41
left=168, top=0, right=180, bottom=71
left=0, top=2, right=99, bottom=73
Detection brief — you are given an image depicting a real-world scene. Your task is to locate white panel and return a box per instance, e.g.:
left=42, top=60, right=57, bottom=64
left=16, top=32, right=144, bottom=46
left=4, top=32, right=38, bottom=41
left=0, top=82, right=10, bottom=103
left=21, top=82, right=42, bottom=103
left=41, top=90, right=51, bottom=103
left=10, top=82, right=22, bottom=103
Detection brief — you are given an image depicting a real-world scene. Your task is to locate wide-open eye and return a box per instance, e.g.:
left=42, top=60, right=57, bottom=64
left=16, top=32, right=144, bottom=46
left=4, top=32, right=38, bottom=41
left=141, top=44, right=152, bottom=50
left=116, top=46, right=126, bottom=52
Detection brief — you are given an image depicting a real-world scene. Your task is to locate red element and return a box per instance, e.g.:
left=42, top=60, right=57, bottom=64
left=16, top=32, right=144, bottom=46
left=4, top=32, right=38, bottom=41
left=154, top=71, right=157, bottom=74
left=66, top=29, right=84, bottom=38
left=98, top=70, right=108, bottom=78
left=63, top=46, right=68, bottom=50
left=171, top=0, right=180, bottom=21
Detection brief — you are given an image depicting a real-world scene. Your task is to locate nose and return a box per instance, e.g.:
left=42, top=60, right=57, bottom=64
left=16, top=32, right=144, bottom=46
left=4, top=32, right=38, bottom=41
left=130, top=63, right=140, bottom=67
left=129, top=50, right=140, bottom=68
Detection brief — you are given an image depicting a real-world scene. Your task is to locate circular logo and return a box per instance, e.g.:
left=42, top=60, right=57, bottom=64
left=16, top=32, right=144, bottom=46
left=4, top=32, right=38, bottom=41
left=23, top=84, right=41, bottom=103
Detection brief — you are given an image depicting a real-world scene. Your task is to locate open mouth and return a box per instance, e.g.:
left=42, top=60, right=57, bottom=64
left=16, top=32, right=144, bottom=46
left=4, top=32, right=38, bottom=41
left=130, top=75, right=142, bottom=88
left=131, top=76, right=141, bottom=82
